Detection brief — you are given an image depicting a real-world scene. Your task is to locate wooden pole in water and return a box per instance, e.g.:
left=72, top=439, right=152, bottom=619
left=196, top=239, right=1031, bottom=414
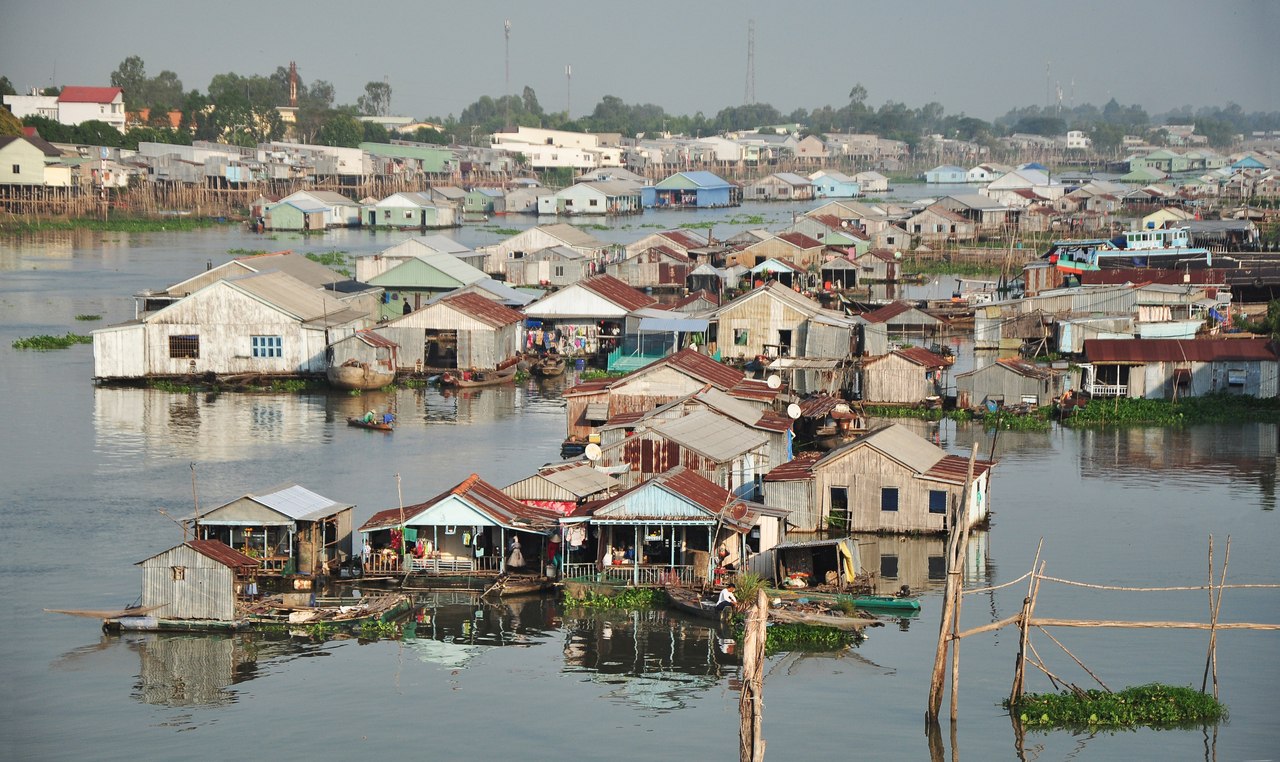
left=739, top=588, right=768, bottom=762
left=928, top=442, right=978, bottom=721
left=949, top=444, right=978, bottom=722
left=1010, top=542, right=1043, bottom=706
left=1203, top=535, right=1230, bottom=699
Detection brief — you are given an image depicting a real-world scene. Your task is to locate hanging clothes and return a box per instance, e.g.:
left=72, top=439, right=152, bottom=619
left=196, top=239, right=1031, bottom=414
left=508, top=535, right=525, bottom=569
left=403, top=528, right=418, bottom=543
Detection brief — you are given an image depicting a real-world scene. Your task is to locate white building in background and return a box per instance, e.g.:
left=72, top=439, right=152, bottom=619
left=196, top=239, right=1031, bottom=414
left=491, top=126, right=622, bottom=169
left=1066, top=131, right=1092, bottom=150
left=3, top=86, right=127, bottom=131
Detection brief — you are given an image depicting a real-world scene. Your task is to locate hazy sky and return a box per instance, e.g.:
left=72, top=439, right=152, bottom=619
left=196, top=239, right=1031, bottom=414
left=2, top=0, right=1276, bottom=122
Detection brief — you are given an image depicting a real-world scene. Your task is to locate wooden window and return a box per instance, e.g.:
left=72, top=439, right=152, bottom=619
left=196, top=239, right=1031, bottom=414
left=252, top=335, right=282, bottom=358
left=11, top=164, right=18, bottom=174
left=881, top=487, right=899, bottom=512
left=168, top=335, right=199, bottom=359
left=928, top=490, right=947, bottom=514
left=555, top=266, right=564, bottom=277
left=171, top=566, right=185, bottom=581
left=880, top=554, right=899, bottom=579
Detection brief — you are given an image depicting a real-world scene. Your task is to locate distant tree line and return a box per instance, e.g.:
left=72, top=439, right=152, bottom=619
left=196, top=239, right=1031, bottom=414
left=3, top=63, right=1278, bottom=153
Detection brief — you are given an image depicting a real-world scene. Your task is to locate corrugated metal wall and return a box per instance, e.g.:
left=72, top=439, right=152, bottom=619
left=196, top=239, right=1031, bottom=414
left=862, top=353, right=930, bottom=404
left=764, top=479, right=818, bottom=532
left=141, top=545, right=236, bottom=620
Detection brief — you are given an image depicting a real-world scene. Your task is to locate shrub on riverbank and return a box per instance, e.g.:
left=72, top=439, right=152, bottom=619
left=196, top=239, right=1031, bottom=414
left=1, top=216, right=236, bottom=234
left=1006, top=684, right=1226, bottom=728
left=1065, top=393, right=1280, bottom=426
left=865, top=405, right=1051, bottom=431
left=565, top=587, right=666, bottom=608
left=12, top=333, right=93, bottom=349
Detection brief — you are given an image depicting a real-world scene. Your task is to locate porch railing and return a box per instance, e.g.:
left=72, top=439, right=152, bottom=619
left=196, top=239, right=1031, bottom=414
left=563, top=562, right=596, bottom=580
left=598, top=565, right=698, bottom=586
left=1089, top=383, right=1128, bottom=397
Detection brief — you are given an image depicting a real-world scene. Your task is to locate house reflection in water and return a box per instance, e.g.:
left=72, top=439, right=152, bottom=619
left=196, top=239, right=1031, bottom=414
left=402, top=593, right=556, bottom=669
left=854, top=530, right=991, bottom=596
left=560, top=609, right=728, bottom=712
left=128, top=633, right=252, bottom=708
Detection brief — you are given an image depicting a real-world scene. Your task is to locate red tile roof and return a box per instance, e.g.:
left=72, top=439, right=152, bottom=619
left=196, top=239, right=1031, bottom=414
left=579, top=274, right=657, bottom=312
left=187, top=540, right=260, bottom=569
left=920, top=455, right=995, bottom=485
left=1083, top=338, right=1278, bottom=364
left=763, top=452, right=822, bottom=481
left=56, top=86, right=123, bottom=103
left=777, top=232, right=823, bottom=249
left=359, top=474, right=561, bottom=532
left=440, top=291, right=525, bottom=327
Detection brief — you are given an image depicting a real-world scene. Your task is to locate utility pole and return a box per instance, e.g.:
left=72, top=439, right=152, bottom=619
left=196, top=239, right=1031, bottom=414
left=504, top=19, right=511, bottom=129
left=744, top=20, right=756, bottom=106
left=566, top=64, right=572, bottom=119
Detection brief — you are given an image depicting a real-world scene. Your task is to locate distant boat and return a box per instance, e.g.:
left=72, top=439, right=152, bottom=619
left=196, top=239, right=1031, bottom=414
left=347, top=416, right=393, bottom=432
left=532, top=355, right=566, bottom=377
left=440, top=365, right=517, bottom=388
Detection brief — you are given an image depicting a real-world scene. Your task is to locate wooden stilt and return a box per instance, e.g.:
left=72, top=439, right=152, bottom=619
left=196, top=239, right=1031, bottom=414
left=949, top=444, right=978, bottom=722
left=739, top=589, right=768, bottom=762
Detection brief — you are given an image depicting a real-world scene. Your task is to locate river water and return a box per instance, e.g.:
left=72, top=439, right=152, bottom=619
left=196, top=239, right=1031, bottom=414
left=2, top=208, right=1278, bottom=761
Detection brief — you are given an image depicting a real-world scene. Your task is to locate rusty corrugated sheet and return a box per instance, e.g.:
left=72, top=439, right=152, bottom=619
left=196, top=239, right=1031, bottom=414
left=919, top=455, right=996, bottom=485
left=439, top=292, right=525, bottom=327
left=1084, top=338, right=1277, bottom=363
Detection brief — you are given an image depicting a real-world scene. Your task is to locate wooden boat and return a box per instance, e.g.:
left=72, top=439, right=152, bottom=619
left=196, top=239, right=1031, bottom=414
left=664, top=586, right=720, bottom=620
left=768, top=608, right=874, bottom=631
left=532, top=356, right=566, bottom=377
left=846, top=595, right=920, bottom=612
left=249, top=594, right=411, bottom=628
left=327, top=361, right=395, bottom=390
left=482, top=576, right=555, bottom=598
left=440, top=365, right=517, bottom=388
left=347, top=416, right=393, bottom=432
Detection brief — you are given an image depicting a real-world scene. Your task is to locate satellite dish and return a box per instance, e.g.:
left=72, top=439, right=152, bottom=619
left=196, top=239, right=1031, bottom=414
left=787, top=403, right=802, bottom=419
left=893, top=251, right=902, bottom=260
left=766, top=374, right=781, bottom=389
left=584, top=443, right=602, bottom=461
left=731, top=503, right=749, bottom=522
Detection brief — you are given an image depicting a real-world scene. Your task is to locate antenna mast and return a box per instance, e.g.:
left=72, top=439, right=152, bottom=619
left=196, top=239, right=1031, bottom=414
left=566, top=64, right=571, bottom=118
left=504, top=20, right=511, bottom=129
left=189, top=463, right=201, bottom=540
left=289, top=61, right=297, bottom=107
left=744, top=20, right=756, bottom=105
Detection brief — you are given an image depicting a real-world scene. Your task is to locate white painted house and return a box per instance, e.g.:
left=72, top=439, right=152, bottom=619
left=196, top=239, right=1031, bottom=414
left=478, top=223, right=612, bottom=275
left=276, top=190, right=362, bottom=227
left=53, top=86, right=127, bottom=131
left=93, top=270, right=370, bottom=380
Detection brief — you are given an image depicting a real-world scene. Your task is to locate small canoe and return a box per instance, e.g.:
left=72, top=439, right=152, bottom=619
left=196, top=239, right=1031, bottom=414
left=347, top=417, right=393, bottom=432
left=847, top=595, right=920, bottom=612
left=768, top=609, right=874, bottom=631
left=440, top=366, right=517, bottom=388
left=482, top=577, right=554, bottom=598
left=665, top=586, right=720, bottom=620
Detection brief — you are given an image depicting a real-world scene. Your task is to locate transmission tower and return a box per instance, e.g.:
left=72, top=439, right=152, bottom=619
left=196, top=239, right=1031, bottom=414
left=744, top=20, right=756, bottom=105
left=504, top=19, right=511, bottom=129
left=1045, top=62, right=1053, bottom=111
left=566, top=65, right=572, bottom=118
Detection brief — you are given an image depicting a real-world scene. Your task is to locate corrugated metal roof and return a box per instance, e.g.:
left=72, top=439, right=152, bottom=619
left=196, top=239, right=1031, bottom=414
left=885, top=347, right=952, bottom=368
left=662, top=348, right=746, bottom=389
left=817, top=424, right=946, bottom=475
left=661, top=229, right=710, bottom=250
left=579, top=274, right=657, bottom=312
left=797, top=393, right=849, bottom=418
left=601, top=410, right=648, bottom=428
left=224, top=270, right=362, bottom=325
left=439, top=291, right=525, bottom=327
left=1084, top=338, right=1277, bottom=363
left=247, top=483, right=353, bottom=521
left=359, top=474, right=561, bottom=532
left=585, top=402, right=610, bottom=421
left=670, top=290, right=720, bottom=309
left=777, top=232, right=823, bottom=249
left=344, top=329, right=398, bottom=349
left=186, top=540, right=260, bottom=568
left=536, top=223, right=610, bottom=251
left=920, top=455, right=996, bottom=485
left=763, top=451, right=822, bottom=481
left=538, top=463, right=617, bottom=496
left=652, top=409, right=768, bottom=462
left=232, top=251, right=345, bottom=288
left=728, top=379, right=780, bottom=402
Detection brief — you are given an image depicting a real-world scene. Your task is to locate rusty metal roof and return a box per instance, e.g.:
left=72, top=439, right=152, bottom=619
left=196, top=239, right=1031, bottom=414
left=562, top=379, right=614, bottom=397
left=660, top=229, right=710, bottom=250
left=763, top=452, right=822, bottom=481
left=1079, top=269, right=1227, bottom=286
left=670, top=290, right=720, bottom=309
left=359, top=474, right=561, bottom=532
left=728, top=379, right=781, bottom=402
left=816, top=424, right=946, bottom=475
left=579, top=274, right=657, bottom=312
left=1084, top=338, right=1277, bottom=363
left=919, top=455, right=996, bottom=486
left=859, top=301, right=914, bottom=323
left=348, top=330, right=398, bottom=349
left=776, top=232, right=823, bottom=249
left=187, top=540, right=260, bottom=568
left=644, top=244, right=691, bottom=263
left=658, top=348, right=746, bottom=389
left=439, top=291, right=525, bottom=327
left=798, top=393, right=850, bottom=418
left=601, top=410, right=648, bottom=428
left=890, top=347, right=953, bottom=368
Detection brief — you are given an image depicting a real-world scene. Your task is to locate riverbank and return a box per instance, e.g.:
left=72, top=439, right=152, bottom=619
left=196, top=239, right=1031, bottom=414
left=1064, top=394, right=1280, bottom=426
left=0, top=214, right=241, bottom=235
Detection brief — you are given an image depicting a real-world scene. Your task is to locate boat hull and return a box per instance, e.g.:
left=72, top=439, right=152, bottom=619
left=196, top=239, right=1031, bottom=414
left=327, top=364, right=395, bottom=390
left=347, top=417, right=393, bottom=432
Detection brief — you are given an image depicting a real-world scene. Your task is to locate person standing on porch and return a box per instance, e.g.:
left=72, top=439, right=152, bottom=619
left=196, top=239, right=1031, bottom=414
left=508, top=534, right=525, bottom=569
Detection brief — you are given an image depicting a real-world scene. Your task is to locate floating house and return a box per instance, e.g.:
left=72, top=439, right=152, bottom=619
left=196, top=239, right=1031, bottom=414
left=540, top=180, right=643, bottom=216
left=809, top=170, right=860, bottom=198
left=851, top=249, right=902, bottom=282
left=133, top=540, right=259, bottom=628
left=479, top=223, right=612, bottom=275
left=94, top=270, right=369, bottom=380
left=641, top=171, right=737, bottom=208
left=743, top=172, right=814, bottom=201
left=1082, top=338, right=1280, bottom=399
left=608, top=245, right=693, bottom=289
left=504, top=246, right=593, bottom=288
left=710, top=281, right=858, bottom=361
left=955, top=358, right=1070, bottom=409
left=860, top=347, right=952, bottom=405
left=375, top=292, right=525, bottom=370
left=925, top=165, right=968, bottom=183
left=366, top=250, right=489, bottom=318
left=762, top=424, right=994, bottom=534
left=623, top=229, right=710, bottom=260
left=263, top=198, right=329, bottom=231
left=731, top=232, right=825, bottom=269
left=272, top=190, right=361, bottom=227
left=463, top=187, right=505, bottom=215
left=358, top=474, right=561, bottom=576
left=501, top=462, right=619, bottom=516
left=559, top=466, right=786, bottom=586
left=190, top=483, right=354, bottom=576
left=905, top=206, right=976, bottom=242
left=521, top=274, right=656, bottom=355
left=363, top=192, right=455, bottom=229
left=859, top=301, right=949, bottom=336
left=354, top=236, right=486, bottom=281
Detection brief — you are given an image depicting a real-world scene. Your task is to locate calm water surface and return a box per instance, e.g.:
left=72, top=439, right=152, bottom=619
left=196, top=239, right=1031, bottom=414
left=1, top=217, right=1278, bottom=761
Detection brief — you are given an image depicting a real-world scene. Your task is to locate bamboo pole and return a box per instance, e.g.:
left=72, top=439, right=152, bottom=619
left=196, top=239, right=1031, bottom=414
left=1027, top=618, right=1280, bottom=630
left=1203, top=536, right=1231, bottom=699
left=1036, top=626, right=1111, bottom=693
left=927, top=444, right=977, bottom=721
left=1010, top=548, right=1044, bottom=706
left=739, top=589, right=768, bottom=762
left=949, top=443, right=979, bottom=722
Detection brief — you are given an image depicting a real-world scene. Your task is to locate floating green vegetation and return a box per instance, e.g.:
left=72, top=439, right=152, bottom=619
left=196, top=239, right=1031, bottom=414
left=0, top=216, right=233, bottom=234
left=1066, top=393, right=1280, bottom=427
left=254, top=623, right=288, bottom=634
left=147, top=379, right=194, bottom=393
left=267, top=379, right=322, bottom=393
left=402, top=378, right=428, bottom=388
left=228, top=248, right=267, bottom=256
left=639, top=223, right=664, bottom=229
left=304, top=251, right=352, bottom=277
left=1006, top=684, right=1227, bottom=729
left=360, top=619, right=401, bottom=639
left=303, top=621, right=333, bottom=639
left=565, top=587, right=666, bottom=609
left=982, top=410, right=1052, bottom=431
left=734, top=620, right=855, bottom=654
left=12, top=333, right=93, bottom=350
left=514, top=370, right=531, bottom=382
left=571, top=222, right=612, bottom=231
left=902, top=258, right=1006, bottom=276
left=579, top=369, right=628, bottom=381
left=487, top=227, right=520, bottom=236
left=74, top=314, right=102, bottom=321
left=348, top=389, right=363, bottom=396
left=379, top=383, right=399, bottom=392
left=866, top=406, right=972, bottom=422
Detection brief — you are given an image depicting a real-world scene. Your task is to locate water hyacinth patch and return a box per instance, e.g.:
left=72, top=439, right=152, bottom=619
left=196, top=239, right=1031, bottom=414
left=12, top=333, right=93, bottom=350
left=1005, top=684, right=1227, bottom=728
